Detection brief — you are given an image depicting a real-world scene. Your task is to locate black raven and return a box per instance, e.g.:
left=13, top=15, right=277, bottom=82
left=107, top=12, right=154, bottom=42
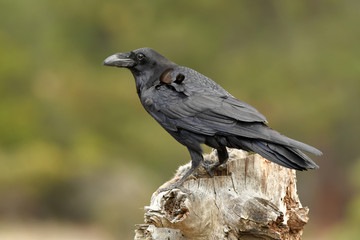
left=103, top=48, right=321, bottom=189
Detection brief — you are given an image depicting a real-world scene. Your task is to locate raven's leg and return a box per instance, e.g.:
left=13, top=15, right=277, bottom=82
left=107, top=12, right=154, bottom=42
left=158, top=148, right=203, bottom=193
left=202, top=146, right=229, bottom=177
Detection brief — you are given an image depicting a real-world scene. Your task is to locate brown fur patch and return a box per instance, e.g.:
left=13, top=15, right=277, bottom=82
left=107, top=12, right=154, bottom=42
left=160, top=68, right=174, bottom=84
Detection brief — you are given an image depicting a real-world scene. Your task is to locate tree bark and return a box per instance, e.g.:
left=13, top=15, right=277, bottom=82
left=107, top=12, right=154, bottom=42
left=134, top=149, right=309, bottom=240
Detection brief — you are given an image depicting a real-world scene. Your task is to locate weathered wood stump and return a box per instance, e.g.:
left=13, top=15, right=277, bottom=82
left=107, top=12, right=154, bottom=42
left=134, top=149, right=309, bottom=240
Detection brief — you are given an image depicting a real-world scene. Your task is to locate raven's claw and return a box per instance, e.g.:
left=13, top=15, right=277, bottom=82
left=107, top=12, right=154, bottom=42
left=202, top=162, right=217, bottom=178
left=157, top=183, right=180, bottom=193
left=157, top=183, right=189, bottom=194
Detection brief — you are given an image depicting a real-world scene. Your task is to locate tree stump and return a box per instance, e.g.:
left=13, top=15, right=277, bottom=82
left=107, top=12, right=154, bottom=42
left=134, top=149, right=309, bottom=240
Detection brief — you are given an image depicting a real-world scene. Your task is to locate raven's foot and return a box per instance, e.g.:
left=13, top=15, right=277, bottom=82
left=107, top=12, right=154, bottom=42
left=201, top=162, right=220, bottom=178
left=157, top=182, right=189, bottom=194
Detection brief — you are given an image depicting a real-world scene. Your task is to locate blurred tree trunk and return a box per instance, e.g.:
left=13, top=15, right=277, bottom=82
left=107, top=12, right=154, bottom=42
left=134, top=149, right=309, bottom=240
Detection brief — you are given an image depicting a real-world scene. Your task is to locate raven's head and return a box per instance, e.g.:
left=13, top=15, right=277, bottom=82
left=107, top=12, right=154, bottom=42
left=104, top=47, right=175, bottom=76
left=103, top=48, right=176, bottom=92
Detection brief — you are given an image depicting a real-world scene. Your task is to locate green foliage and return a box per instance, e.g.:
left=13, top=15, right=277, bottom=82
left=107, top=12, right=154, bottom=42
left=0, top=0, right=359, bottom=238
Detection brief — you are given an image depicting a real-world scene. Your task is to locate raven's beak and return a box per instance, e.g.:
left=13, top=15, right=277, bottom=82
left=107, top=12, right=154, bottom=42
left=103, top=52, right=136, bottom=68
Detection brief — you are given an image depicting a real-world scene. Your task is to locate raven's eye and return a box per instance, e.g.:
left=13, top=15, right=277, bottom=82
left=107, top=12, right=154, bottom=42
left=136, top=53, right=145, bottom=61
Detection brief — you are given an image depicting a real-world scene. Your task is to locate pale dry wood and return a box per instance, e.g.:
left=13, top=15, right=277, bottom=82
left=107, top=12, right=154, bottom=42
left=134, top=149, right=309, bottom=240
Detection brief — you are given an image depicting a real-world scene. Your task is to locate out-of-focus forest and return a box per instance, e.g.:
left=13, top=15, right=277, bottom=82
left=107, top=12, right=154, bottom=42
left=0, top=0, right=359, bottom=239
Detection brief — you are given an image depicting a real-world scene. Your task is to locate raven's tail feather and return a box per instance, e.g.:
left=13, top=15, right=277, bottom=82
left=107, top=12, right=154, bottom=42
left=227, top=137, right=319, bottom=170
left=231, top=123, right=323, bottom=156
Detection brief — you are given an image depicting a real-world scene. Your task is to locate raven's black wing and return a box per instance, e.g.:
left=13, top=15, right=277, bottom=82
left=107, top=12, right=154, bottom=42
left=149, top=66, right=321, bottom=156
left=160, top=67, right=267, bottom=122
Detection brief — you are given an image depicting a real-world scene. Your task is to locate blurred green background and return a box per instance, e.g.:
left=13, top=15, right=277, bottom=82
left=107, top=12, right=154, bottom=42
left=0, top=0, right=359, bottom=239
